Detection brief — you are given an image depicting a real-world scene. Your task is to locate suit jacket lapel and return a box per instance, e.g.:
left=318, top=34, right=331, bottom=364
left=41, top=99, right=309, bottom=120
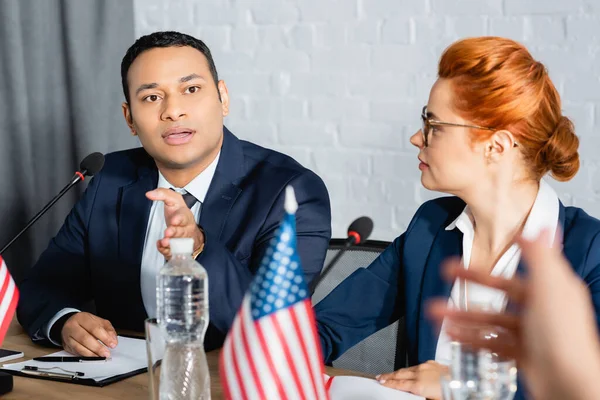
left=417, top=228, right=462, bottom=363
left=510, top=202, right=566, bottom=313
left=118, top=160, right=157, bottom=275
left=199, top=127, right=243, bottom=239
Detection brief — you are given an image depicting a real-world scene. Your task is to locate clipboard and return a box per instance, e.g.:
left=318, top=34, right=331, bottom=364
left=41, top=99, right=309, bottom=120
left=0, top=335, right=149, bottom=387
left=1, top=364, right=147, bottom=387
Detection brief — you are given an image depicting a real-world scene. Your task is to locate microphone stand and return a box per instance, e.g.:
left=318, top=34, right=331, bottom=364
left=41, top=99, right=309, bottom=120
left=309, top=238, right=356, bottom=295
left=0, top=172, right=86, bottom=255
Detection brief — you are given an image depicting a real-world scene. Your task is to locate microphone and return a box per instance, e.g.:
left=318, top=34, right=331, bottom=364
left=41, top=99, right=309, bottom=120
left=345, top=216, right=374, bottom=246
left=309, top=216, right=374, bottom=294
left=0, top=152, right=105, bottom=255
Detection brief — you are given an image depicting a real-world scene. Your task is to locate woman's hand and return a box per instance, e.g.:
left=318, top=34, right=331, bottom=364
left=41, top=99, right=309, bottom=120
left=377, top=360, right=448, bottom=399
left=428, top=229, right=600, bottom=400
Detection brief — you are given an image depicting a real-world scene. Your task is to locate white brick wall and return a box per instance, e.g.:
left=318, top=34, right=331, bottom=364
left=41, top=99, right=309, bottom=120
left=134, top=0, right=600, bottom=241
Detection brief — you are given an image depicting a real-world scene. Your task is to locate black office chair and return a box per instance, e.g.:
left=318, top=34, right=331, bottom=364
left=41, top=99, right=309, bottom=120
left=312, top=239, right=407, bottom=375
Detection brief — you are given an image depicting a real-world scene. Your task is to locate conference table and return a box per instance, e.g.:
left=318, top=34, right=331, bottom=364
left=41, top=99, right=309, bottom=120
left=2, top=319, right=369, bottom=399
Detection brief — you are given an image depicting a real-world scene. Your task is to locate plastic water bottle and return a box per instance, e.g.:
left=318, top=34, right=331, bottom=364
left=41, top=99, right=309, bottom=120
left=156, top=238, right=210, bottom=400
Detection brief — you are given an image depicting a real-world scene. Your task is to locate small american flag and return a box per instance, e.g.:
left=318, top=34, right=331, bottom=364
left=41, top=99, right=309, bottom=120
left=220, top=186, right=329, bottom=400
left=0, top=256, right=18, bottom=344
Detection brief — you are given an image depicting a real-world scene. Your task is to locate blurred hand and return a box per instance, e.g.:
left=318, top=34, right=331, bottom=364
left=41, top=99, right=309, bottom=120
left=428, top=229, right=600, bottom=400
left=377, top=361, right=447, bottom=399
left=146, top=188, right=204, bottom=260
left=61, top=312, right=118, bottom=357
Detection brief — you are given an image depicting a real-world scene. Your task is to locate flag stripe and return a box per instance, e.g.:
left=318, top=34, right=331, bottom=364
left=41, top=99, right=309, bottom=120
left=289, top=303, right=321, bottom=399
left=325, top=376, right=335, bottom=391
left=271, top=310, right=307, bottom=398
left=240, top=297, right=280, bottom=399
left=232, top=307, right=264, bottom=400
left=255, top=317, right=289, bottom=400
left=0, top=265, right=9, bottom=303
left=0, top=259, right=18, bottom=346
left=0, top=282, right=17, bottom=346
left=275, top=305, right=319, bottom=399
left=304, top=301, right=326, bottom=373
left=238, top=303, right=267, bottom=399
left=295, top=301, right=328, bottom=399
left=260, top=315, right=304, bottom=399
left=304, top=301, right=329, bottom=399
left=229, top=316, right=251, bottom=399
left=219, top=349, right=233, bottom=400
left=222, top=336, right=243, bottom=399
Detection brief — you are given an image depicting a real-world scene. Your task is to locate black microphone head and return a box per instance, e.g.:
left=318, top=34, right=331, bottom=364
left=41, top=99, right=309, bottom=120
left=347, top=216, right=374, bottom=244
left=80, top=152, right=105, bottom=177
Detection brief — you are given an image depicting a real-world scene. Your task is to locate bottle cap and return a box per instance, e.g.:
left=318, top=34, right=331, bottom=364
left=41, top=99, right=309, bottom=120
left=170, top=238, right=194, bottom=255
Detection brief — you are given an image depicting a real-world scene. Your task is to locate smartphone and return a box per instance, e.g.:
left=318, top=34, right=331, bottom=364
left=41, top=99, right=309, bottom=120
left=0, top=349, right=24, bottom=363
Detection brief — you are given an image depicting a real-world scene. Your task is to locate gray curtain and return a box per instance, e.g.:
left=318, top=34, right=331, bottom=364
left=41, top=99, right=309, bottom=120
left=0, top=0, right=137, bottom=282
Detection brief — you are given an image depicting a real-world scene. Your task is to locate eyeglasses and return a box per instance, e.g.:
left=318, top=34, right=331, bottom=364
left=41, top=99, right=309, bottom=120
left=420, top=106, right=517, bottom=148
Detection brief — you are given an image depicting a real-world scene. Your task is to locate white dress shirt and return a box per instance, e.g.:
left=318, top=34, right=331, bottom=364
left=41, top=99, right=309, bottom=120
left=43, top=152, right=220, bottom=344
left=434, top=179, right=559, bottom=364
left=140, top=152, right=219, bottom=318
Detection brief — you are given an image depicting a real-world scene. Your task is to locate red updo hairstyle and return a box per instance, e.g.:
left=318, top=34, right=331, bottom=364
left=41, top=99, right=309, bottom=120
left=438, top=37, right=579, bottom=181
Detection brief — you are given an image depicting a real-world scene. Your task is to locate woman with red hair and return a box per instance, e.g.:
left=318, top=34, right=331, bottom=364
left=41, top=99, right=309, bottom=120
left=316, top=36, right=598, bottom=400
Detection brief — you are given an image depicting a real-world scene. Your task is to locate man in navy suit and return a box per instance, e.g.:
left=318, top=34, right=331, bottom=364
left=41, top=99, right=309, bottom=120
left=17, top=31, right=331, bottom=356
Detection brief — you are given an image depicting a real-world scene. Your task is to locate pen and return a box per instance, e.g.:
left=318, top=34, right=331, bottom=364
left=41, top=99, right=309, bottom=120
left=32, top=356, right=106, bottom=362
left=23, top=365, right=85, bottom=377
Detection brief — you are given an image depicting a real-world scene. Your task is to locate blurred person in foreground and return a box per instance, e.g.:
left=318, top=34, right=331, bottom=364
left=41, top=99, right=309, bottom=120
left=315, top=36, right=600, bottom=400
left=428, top=229, right=600, bottom=400
left=17, top=31, right=331, bottom=356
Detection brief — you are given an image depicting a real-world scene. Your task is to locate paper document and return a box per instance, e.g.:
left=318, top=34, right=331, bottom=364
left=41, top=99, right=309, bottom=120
left=326, top=374, right=424, bottom=400
left=2, top=336, right=147, bottom=381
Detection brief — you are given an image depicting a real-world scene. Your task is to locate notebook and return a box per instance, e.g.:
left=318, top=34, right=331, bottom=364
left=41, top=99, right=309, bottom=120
left=0, top=336, right=148, bottom=387
left=325, top=374, right=424, bottom=400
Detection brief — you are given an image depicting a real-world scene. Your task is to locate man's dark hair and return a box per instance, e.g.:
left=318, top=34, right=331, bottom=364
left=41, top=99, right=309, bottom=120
left=121, top=31, right=220, bottom=103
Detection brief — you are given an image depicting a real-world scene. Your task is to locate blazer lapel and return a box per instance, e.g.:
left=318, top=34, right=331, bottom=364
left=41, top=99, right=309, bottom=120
left=199, top=127, right=243, bottom=240
left=118, top=163, right=157, bottom=271
left=510, top=202, right=566, bottom=312
left=417, top=228, right=462, bottom=363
